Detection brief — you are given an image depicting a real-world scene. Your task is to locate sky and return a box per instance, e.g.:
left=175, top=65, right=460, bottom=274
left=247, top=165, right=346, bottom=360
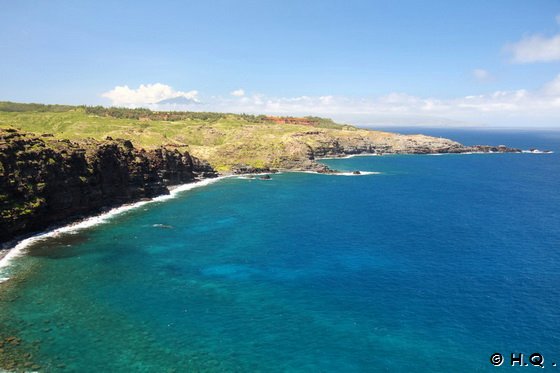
left=1, top=0, right=560, bottom=128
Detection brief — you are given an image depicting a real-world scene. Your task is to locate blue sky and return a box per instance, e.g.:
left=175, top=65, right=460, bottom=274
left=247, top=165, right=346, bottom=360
left=1, top=0, right=560, bottom=127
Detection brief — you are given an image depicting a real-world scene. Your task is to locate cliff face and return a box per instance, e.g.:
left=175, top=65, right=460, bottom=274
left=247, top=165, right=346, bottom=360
left=294, top=131, right=522, bottom=158
left=0, top=104, right=525, bottom=172
left=192, top=126, right=522, bottom=171
left=0, top=129, right=216, bottom=244
left=219, top=131, right=522, bottom=172
left=0, top=123, right=523, bottom=243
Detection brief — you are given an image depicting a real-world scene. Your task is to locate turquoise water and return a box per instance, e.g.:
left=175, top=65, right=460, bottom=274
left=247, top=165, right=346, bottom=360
left=1, top=130, right=559, bottom=372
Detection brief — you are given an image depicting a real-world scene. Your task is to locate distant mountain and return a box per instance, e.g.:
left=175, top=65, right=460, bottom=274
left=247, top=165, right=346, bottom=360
left=156, top=96, right=198, bottom=105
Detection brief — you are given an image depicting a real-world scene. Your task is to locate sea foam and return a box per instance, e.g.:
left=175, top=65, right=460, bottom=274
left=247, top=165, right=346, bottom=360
left=521, top=150, right=554, bottom=154
left=0, top=177, right=228, bottom=282
left=330, top=171, right=381, bottom=176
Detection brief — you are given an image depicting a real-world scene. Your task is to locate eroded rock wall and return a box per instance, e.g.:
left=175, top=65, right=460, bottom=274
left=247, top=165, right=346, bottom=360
left=0, top=129, right=216, bottom=244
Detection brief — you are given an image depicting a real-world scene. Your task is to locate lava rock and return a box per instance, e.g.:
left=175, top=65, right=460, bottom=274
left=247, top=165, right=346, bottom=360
left=0, top=129, right=217, bottom=244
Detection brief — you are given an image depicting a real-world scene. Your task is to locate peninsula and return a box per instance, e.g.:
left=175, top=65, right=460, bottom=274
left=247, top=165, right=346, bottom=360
left=0, top=101, right=520, bottom=245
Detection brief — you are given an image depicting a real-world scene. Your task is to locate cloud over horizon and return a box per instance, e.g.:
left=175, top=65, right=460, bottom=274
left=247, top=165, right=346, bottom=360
left=102, top=76, right=560, bottom=128
left=102, top=83, right=199, bottom=106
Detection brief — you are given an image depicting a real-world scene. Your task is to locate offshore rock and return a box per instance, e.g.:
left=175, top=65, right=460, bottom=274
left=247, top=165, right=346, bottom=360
left=231, top=164, right=278, bottom=175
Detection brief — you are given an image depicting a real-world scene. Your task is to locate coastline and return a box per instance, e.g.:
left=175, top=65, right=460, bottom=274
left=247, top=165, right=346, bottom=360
left=2, top=148, right=552, bottom=282
left=297, top=170, right=381, bottom=176
left=317, top=148, right=553, bottom=160
left=0, top=167, right=373, bottom=277
left=0, top=176, right=229, bottom=283
left=315, top=153, right=381, bottom=160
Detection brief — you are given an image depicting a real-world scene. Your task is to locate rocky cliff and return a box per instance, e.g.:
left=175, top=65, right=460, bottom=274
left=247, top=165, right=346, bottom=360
left=304, top=131, right=521, bottom=157
left=223, top=130, right=522, bottom=172
left=0, top=103, right=524, bottom=172
left=0, top=128, right=216, bottom=245
left=0, top=121, right=523, bottom=244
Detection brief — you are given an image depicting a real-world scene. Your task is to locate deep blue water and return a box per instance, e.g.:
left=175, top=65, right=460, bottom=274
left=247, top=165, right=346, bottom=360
left=1, top=129, right=559, bottom=372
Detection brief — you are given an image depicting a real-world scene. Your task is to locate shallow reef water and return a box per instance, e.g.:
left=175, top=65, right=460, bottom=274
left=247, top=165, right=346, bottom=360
left=1, top=130, right=559, bottom=372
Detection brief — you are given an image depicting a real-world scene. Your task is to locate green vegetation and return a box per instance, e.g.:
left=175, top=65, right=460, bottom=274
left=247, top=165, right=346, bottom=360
left=0, top=197, right=45, bottom=219
left=0, top=101, right=343, bottom=127
left=0, top=101, right=75, bottom=113
left=84, top=105, right=230, bottom=122
left=0, top=101, right=415, bottom=171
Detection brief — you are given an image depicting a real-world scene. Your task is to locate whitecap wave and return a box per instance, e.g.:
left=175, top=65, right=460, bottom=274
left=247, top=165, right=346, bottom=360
left=152, top=224, right=173, bottom=229
left=521, top=150, right=554, bottom=154
left=0, top=176, right=228, bottom=283
left=331, top=171, right=381, bottom=176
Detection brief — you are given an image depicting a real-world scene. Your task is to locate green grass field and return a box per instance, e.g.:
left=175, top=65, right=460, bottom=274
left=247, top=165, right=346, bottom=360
left=0, top=102, right=423, bottom=171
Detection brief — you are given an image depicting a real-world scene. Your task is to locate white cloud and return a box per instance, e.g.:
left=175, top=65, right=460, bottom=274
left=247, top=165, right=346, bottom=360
left=542, top=73, right=560, bottom=95
left=505, top=14, right=560, bottom=63
left=507, top=34, right=560, bottom=63
left=472, top=69, right=492, bottom=82
left=102, top=83, right=199, bottom=106
left=209, top=75, right=560, bottom=127
left=230, top=89, right=245, bottom=97
left=101, top=75, right=560, bottom=127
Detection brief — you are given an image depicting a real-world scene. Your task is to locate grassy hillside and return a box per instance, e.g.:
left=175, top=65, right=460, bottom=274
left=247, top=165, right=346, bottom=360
left=0, top=101, right=460, bottom=171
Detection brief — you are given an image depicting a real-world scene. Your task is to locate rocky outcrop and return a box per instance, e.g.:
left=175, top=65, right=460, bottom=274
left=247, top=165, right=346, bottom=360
left=268, top=131, right=522, bottom=171
left=0, top=124, right=524, bottom=244
left=0, top=129, right=217, bottom=245
left=304, top=133, right=521, bottom=159
left=230, top=165, right=279, bottom=174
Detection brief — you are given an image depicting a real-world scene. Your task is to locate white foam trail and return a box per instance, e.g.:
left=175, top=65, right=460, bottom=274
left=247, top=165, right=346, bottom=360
left=455, top=150, right=553, bottom=155
left=153, top=177, right=227, bottom=201
left=332, top=171, right=381, bottom=176
left=0, top=176, right=228, bottom=282
left=521, top=150, right=554, bottom=154
left=298, top=171, right=380, bottom=176
left=460, top=150, right=554, bottom=155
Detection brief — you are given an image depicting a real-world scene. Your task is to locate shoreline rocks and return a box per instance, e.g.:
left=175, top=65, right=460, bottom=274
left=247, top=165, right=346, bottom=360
left=0, top=127, right=527, bottom=245
left=270, top=132, right=523, bottom=172
left=230, top=165, right=279, bottom=175
left=0, top=129, right=217, bottom=245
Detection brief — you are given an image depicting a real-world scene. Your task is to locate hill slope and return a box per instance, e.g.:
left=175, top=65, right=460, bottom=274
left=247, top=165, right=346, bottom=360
left=0, top=102, right=519, bottom=172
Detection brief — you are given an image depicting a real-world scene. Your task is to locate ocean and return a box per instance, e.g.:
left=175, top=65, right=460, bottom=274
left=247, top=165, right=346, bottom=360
left=0, top=129, right=559, bottom=372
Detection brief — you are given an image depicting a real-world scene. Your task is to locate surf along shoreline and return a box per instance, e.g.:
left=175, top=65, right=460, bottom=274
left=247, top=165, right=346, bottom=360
left=0, top=176, right=229, bottom=283
left=2, top=147, right=551, bottom=283
left=0, top=158, right=390, bottom=283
